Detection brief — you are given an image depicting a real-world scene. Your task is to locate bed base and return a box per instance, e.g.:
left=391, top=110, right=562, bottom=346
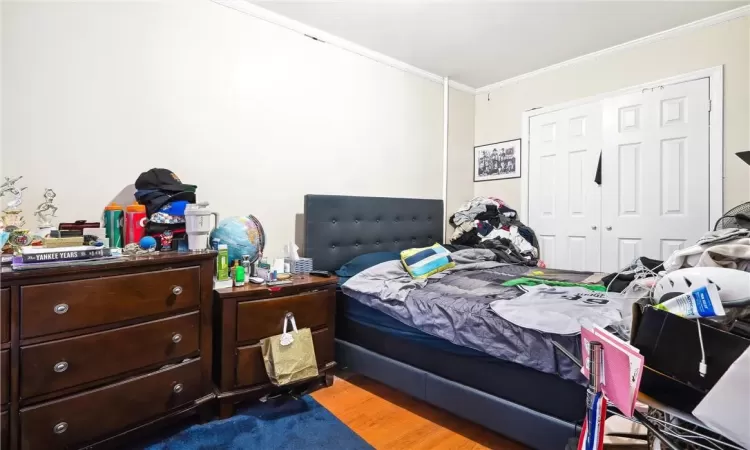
left=336, top=339, right=579, bottom=450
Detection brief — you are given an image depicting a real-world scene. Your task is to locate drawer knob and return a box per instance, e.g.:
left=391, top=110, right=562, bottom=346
left=172, top=286, right=183, bottom=295
left=53, top=422, right=68, bottom=434
left=54, top=304, right=69, bottom=315
left=173, top=383, right=183, bottom=394
left=171, top=333, right=182, bottom=344
left=54, top=361, right=69, bottom=373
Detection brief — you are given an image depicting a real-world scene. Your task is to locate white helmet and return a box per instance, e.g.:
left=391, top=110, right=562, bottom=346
left=655, top=267, right=750, bottom=307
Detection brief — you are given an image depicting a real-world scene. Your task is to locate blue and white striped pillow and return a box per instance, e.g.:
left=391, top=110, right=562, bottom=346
left=400, top=243, right=455, bottom=279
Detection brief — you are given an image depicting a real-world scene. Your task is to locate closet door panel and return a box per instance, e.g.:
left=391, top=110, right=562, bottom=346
left=528, top=103, right=602, bottom=271
left=601, top=78, right=710, bottom=272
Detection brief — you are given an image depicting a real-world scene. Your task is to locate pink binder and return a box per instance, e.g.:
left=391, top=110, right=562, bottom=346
left=580, top=327, right=644, bottom=417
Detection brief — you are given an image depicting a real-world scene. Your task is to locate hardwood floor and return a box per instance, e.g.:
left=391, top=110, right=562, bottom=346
left=311, top=375, right=527, bottom=450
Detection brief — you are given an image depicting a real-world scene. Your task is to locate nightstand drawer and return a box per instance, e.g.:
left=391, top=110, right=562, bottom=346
left=20, top=358, right=202, bottom=450
left=236, top=289, right=333, bottom=343
left=235, top=327, right=333, bottom=387
left=21, top=312, right=199, bottom=399
left=21, top=267, right=200, bottom=339
left=1, top=350, right=8, bottom=405
left=1, top=288, right=9, bottom=343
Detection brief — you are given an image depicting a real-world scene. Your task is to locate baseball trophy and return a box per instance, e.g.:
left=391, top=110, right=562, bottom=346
left=34, top=188, right=58, bottom=232
left=0, top=176, right=30, bottom=254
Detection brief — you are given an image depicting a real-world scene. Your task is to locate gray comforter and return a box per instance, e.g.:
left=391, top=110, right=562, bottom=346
left=342, top=249, right=588, bottom=383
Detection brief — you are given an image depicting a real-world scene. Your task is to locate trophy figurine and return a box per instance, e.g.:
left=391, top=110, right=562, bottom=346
left=0, top=176, right=27, bottom=230
left=34, top=188, right=58, bottom=228
left=0, top=176, right=30, bottom=254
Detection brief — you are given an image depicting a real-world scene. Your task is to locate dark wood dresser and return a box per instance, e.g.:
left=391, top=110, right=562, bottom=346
left=1, top=252, right=216, bottom=449
left=213, top=275, right=337, bottom=418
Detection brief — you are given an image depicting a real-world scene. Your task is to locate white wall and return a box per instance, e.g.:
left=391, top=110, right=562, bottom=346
left=475, top=17, right=750, bottom=212
left=446, top=87, right=474, bottom=238
left=1, top=0, right=444, bottom=255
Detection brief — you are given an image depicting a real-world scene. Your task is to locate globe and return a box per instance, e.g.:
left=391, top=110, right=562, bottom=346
left=210, top=215, right=265, bottom=263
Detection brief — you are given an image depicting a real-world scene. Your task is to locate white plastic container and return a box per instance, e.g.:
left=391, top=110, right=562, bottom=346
left=184, top=202, right=219, bottom=252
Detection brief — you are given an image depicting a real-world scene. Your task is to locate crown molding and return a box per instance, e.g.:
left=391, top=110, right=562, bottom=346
left=212, top=0, right=477, bottom=94
left=447, top=80, right=475, bottom=94
left=476, top=4, right=750, bottom=93
left=212, top=1, right=749, bottom=96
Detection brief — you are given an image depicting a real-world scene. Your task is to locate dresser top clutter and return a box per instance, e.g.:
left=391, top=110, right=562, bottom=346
left=213, top=273, right=338, bottom=298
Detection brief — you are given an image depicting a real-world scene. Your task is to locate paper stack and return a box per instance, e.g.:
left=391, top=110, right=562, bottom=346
left=581, top=327, right=645, bottom=417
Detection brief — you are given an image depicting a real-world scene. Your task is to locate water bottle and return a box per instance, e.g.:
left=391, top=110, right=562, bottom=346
left=103, top=203, right=124, bottom=248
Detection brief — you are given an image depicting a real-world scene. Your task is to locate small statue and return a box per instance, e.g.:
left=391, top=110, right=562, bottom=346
left=0, top=176, right=27, bottom=231
left=0, top=176, right=26, bottom=202
left=34, top=188, right=58, bottom=228
left=160, top=229, right=174, bottom=251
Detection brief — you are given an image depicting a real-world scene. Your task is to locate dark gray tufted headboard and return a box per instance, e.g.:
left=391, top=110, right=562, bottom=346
left=304, top=194, right=444, bottom=272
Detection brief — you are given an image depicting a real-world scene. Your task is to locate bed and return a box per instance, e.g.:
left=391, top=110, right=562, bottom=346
left=304, top=194, right=586, bottom=449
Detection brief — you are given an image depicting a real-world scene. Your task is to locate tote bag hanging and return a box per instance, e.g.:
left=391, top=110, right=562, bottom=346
left=260, top=312, right=319, bottom=386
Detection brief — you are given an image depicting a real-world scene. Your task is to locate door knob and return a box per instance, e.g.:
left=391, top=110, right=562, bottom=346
left=606, top=226, right=612, bottom=231
left=591, top=225, right=597, bottom=230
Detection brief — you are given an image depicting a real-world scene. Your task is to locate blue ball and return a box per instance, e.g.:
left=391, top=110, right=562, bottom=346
left=139, top=236, right=157, bottom=250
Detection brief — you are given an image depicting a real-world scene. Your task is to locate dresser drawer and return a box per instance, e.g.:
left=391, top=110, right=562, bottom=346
left=236, top=289, right=333, bottom=343
left=235, top=327, right=333, bottom=387
left=1, top=350, right=8, bottom=405
left=20, top=358, right=202, bottom=450
left=21, top=267, right=200, bottom=339
left=1, top=288, right=9, bottom=343
left=21, top=312, right=199, bottom=399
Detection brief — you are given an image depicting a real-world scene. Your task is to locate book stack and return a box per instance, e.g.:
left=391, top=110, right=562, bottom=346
left=12, top=246, right=122, bottom=270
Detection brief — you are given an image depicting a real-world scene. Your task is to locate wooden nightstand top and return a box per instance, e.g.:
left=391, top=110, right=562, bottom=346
left=214, top=274, right=338, bottom=300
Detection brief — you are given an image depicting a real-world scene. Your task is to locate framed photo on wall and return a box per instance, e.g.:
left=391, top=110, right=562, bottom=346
left=474, top=139, right=521, bottom=182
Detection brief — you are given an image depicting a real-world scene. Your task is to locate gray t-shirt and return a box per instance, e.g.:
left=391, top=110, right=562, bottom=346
left=490, top=285, right=625, bottom=335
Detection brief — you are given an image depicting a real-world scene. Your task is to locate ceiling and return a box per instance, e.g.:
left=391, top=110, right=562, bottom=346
left=252, top=1, right=747, bottom=88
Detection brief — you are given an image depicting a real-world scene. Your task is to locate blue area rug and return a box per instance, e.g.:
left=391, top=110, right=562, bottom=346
left=144, top=396, right=373, bottom=450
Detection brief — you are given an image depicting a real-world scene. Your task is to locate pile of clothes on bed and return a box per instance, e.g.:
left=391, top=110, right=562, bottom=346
left=448, top=197, right=541, bottom=266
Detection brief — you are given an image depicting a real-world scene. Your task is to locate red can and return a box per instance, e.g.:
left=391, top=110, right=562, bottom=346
left=125, top=203, right=147, bottom=245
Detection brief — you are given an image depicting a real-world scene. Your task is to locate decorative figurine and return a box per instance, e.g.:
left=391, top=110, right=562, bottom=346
left=0, top=176, right=27, bottom=230
left=34, top=188, right=58, bottom=228
left=0, top=176, right=26, bottom=201
left=160, top=229, right=174, bottom=251
left=0, top=176, right=31, bottom=254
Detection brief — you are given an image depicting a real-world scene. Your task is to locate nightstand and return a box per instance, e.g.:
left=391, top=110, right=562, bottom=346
left=212, top=274, right=337, bottom=418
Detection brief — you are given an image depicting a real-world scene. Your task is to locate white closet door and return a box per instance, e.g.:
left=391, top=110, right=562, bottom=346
left=529, top=102, right=602, bottom=271
left=601, top=78, right=710, bottom=273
